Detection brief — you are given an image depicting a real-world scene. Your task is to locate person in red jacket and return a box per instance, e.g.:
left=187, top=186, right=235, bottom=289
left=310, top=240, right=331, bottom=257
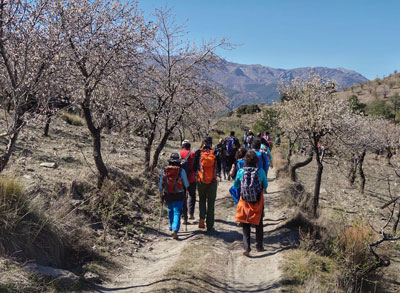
left=180, top=140, right=197, bottom=223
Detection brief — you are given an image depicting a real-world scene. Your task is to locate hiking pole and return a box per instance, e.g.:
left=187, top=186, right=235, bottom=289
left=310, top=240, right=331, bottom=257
left=185, top=188, right=188, bottom=232
left=158, top=192, right=164, bottom=236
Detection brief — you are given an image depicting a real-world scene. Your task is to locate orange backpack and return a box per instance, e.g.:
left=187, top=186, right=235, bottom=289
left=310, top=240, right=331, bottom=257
left=162, top=166, right=184, bottom=194
left=198, top=149, right=217, bottom=184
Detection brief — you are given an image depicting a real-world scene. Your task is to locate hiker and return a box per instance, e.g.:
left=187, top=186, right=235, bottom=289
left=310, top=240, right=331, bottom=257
left=193, top=136, right=221, bottom=233
left=229, top=147, right=247, bottom=204
left=229, top=147, right=247, bottom=180
left=252, top=139, right=270, bottom=177
left=260, top=137, right=273, bottom=176
left=234, top=150, right=268, bottom=256
left=242, top=131, right=248, bottom=147
left=246, top=131, right=255, bottom=150
left=215, top=138, right=227, bottom=180
left=159, top=153, right=189, bottom=240
left=263, top=131, right=273, bottom=148
left=225, top=131, right=240, bottom=180
left=274, top=135, right=281, bottom=146
left=179, top=140, right=197, bottom=223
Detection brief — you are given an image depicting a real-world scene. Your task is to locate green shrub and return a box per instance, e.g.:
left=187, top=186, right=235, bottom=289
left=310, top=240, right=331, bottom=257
left=253, top=107, right=280, bottom=136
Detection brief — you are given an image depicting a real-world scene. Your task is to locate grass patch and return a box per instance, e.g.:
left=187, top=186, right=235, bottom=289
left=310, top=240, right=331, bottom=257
left=282, top=250, right=339, bottom=291
left=59, top=111, right=85, bottom=126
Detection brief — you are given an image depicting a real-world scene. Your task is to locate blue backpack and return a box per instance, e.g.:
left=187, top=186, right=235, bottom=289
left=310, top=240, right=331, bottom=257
left=226, top=137, right=235, bottom=153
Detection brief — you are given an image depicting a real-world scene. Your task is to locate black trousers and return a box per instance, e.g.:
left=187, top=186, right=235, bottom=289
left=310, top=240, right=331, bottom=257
left=242, top=216, right=264, bottom=252
left=182, top=181, right=197, bottom=220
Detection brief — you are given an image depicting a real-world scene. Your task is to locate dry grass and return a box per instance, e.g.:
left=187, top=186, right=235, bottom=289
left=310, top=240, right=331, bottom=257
left=59, top=111, right=85, bottom=126
left=282, top=249, right=340, bottom=292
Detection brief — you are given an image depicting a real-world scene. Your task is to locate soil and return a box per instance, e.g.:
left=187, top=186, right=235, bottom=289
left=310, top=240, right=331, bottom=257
left=93, top=169, right=298, bottom=293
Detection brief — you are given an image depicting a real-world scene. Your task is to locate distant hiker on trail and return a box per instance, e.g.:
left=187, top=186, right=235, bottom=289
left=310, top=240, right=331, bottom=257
left=215, top=138, right=227, bottom=181
left=193, top=136, right=221, bottom=233
left=252, top=139, right=271, bottom=177
left=159, top=153, right=189, bottom=240
left=234, top=150, right=268, bottom=256
left=229, top=147, right=247, bottom=205
left=242, top=131, right=248, bottom=147
left=246, top=131, right=255, bottom=150
left=225, top=131, right=240, bottom=180
left=263, top=131, right=273, bottom=149
left=260, top=137, right=273, bottom=176
left=179, top=140, right=196, bottom=223
left=275, top=135, right=281, bottom=146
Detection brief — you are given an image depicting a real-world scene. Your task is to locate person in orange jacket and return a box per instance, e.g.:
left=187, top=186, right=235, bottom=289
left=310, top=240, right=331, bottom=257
left=234, top=150, right=268, bottom=256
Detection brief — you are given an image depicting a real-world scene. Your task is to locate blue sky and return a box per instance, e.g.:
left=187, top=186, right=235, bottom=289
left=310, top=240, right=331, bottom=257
left=139, top=0, right=400, bottom=80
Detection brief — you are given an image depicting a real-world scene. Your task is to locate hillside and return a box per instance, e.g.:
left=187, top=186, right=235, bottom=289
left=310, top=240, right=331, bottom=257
left=335, top=72, right=400, bottom=103
left=206, top=59, right=368, bottom=107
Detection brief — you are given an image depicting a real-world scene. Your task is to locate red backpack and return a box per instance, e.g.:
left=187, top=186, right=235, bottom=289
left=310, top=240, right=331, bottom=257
left=162, top=166, right=183, bottom=194
left=198, top=149, right=216, bottom=184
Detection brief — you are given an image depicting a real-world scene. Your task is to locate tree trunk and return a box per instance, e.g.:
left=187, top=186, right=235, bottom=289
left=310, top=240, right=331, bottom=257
left=144, top=130, right=155, bottom=170
left=312, top=137, right=323, bottom=218
left=348, top=155, right=357, bottom=185
left=358, top=150, right=366, bottom=194
left=287, top=138, right=294, bottom=166
left=0, top=119, right=23, bottom=173
left=387, top=147, right=393, bottom=165
left=44, top=114, right=51, bottom=136
left=150, top=129, right=173, bottom=172
left=393, top=204, right=400, bottom=234
left=81, top=101, right=108, bottom=188
left=290, top=152, right=313, bottom=182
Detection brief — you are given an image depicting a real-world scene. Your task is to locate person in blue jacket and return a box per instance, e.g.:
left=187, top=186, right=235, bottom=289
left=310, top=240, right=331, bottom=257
left=159, top=152, right=189, bottom=239
left=251, top=139, right=270, bottom=177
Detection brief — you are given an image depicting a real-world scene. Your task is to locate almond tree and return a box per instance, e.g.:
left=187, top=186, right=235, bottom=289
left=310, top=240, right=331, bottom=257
left=126, top=8, right=228, bottom=171
left=0, top=0, right=61, bottom=172
left=279, top=74, right=353, bottom=217
left=53, top=0, right=153, bottom=186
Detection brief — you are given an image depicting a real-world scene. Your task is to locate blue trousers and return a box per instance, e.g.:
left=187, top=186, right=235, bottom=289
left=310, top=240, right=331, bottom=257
left=167, top=200, right=184, bottom=232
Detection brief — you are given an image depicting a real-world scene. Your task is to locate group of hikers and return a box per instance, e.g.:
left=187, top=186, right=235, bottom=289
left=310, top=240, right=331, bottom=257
left=159, top=130, right=274, bottom=256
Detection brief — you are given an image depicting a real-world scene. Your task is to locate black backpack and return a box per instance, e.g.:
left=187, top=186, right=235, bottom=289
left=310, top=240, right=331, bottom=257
left=180, top=151, right=191, bottom=177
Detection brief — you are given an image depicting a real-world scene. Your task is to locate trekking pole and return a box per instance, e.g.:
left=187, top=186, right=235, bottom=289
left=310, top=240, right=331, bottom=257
left=185, top=188, right=188, bottom=232
left=157, top=195, right=164, bottom=236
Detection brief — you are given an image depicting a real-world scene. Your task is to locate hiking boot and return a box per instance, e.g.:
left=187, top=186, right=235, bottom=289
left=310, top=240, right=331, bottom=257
left=256, top=247, right=265, bottom=252
left=207, top=227, right=218, bottom=236
left=243, top=250, right=250, bottom=257
left=171, top=231, right=178, bottom=240
left=198, top=219, right=205, bottom=229
left=189, top=214, right=195, bottom=220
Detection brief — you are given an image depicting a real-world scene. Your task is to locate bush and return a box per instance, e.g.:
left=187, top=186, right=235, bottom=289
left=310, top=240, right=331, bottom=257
left=236, top=104, right=261, bottom=115
left=253, top=107, right=280, bottom=136
left=60, top=111, right=85, bottom=126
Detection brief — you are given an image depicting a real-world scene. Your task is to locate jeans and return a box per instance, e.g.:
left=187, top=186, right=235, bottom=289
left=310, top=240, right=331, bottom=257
left=198, top=181, right=218, bottom=230
left=167, top=200, right=184, bottom=232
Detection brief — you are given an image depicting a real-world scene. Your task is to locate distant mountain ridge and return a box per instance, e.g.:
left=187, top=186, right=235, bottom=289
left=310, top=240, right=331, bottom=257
left=206, top=59, right=369, bottom=107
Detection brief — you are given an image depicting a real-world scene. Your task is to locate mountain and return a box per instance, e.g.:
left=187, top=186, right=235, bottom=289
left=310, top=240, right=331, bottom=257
left=206, top=59, right=369, bottom=108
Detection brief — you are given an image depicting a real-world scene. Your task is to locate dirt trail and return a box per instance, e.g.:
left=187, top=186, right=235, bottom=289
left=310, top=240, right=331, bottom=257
left=94, top=169, right=296, bottom=292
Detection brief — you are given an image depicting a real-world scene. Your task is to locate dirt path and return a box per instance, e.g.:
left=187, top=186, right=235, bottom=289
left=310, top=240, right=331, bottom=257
left=94, top=169, right=296, bottom=292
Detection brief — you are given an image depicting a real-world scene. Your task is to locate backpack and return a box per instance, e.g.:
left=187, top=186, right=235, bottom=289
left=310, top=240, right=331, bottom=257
left=226, top=137, right=235, bottom=153
left=198, top=149, right=216, bottom=184
left=240, top=167, right=262, bottom=202
left=162, top=166, right=184, bottom=194
left=246, top=135, right=254, bottom=145
left=180, top=151, right=191, bottom=177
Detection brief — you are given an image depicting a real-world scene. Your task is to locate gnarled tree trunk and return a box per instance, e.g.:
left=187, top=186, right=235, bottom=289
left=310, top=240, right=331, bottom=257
left=358, top=149, right=366, bottom=194
left=0, top=119, right=23, bottom=173
left=291, top=152, right=313, bottom=182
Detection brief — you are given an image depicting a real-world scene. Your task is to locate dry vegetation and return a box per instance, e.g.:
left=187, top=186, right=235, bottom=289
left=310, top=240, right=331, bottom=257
left=335, top=72, right=400, bottom=104
left=0, top=113, right=182, bottom=291
left=279, top=150, right=400, bottom=292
